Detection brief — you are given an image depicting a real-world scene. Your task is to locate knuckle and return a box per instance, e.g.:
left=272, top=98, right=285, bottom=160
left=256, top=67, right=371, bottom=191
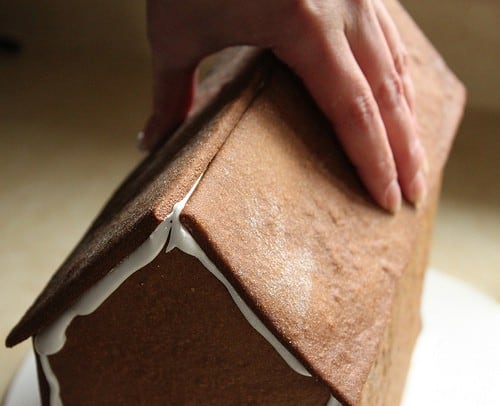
left=394, top=48, right=409, bottom=75
left=376, top=71, right=404, bottom=111
left=349, top=0, right=370, bottom=11
left=347, top=91, right=379, bottom=132
left=405, top=141, right=424, bottom=168
left=274, top=1, right=335, bottom=65
left=358, top=157, right=396, bottom=188
left=284, top=0, right=325, bottom=30
left=281, top=0, right=312, bottom=21
left=373, top=158, right=396, bottom=179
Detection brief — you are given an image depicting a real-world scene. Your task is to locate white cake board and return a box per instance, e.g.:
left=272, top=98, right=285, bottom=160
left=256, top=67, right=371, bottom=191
left=4, top=269, right=500, bottom=405
left=402, top=269, right=500, bottom=405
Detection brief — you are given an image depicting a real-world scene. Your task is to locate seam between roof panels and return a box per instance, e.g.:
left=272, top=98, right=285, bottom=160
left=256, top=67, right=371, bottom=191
left=6, top=53, right=274, bottom=349
left=198, top=56, right=272, bottom=183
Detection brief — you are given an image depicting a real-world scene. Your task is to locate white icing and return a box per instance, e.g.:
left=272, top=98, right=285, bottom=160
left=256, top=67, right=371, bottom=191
left=34, top=210, right=171, bottom=355
left=166, top=211, right=311, bottom=377
left=39, top=355, right=62, bottom=406
left=34, top=174, right=340, bottom=406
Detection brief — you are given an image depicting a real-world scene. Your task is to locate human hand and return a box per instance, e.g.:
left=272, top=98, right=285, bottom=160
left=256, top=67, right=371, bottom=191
left=141, top=0, right=427, bottom=212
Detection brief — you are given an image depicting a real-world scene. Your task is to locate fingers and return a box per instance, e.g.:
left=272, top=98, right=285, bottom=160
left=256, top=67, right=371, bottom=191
left=276, top=32, right=401, bottom=212
left=373, top=0, right=416, bottom=114
left=346, top=0, right=427, bottom=206
left=142, top=0, right=426, bottom=212
left=139, top=59, right=196, bottom=150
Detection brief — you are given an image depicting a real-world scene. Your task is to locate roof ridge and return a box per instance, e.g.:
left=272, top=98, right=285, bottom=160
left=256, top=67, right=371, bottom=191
left=6, top=47, right=274, bottom=347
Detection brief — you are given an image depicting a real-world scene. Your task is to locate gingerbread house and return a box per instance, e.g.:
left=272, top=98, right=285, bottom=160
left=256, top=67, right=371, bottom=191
left=6, top=2, right=465, bottom=405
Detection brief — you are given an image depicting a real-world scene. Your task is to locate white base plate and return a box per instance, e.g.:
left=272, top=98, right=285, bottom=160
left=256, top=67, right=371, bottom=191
left=4, top=270, right=500, bottom=405
left=402, top=270, right=500, bottom=405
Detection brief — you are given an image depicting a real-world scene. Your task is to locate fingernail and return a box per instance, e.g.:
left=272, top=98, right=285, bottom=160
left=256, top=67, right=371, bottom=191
left=136, top=131, right=147, bottom=150
left=409, top=171, right=427, bottom=206
left=384, top=179, right=402, bottom=214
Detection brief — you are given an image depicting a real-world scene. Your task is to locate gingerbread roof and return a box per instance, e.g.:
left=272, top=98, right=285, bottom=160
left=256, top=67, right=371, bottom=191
left=6, top=46, right=270, bottom=348
left=7, top=1, right=465, bottom=404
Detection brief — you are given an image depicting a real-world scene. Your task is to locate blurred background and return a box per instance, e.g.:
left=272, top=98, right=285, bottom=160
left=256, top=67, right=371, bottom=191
left=1, top=0, right=499, bottom=398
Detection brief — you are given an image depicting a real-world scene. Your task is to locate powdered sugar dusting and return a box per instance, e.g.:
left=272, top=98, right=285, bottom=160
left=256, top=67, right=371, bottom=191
left=245, top=197, right=315, bottom=321
left=34, top=176, right=342, bottom=405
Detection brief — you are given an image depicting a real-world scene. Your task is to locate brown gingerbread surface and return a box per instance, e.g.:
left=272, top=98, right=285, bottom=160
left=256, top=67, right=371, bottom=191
left=179, top=2, right=465, bottom=402
left=7, top=0, right=465, bottom=404
left=6, top=48, right=273, bottom=347
left=44, top=249, right=330, bottom=405
left=179, top=58, right=462, bottom=404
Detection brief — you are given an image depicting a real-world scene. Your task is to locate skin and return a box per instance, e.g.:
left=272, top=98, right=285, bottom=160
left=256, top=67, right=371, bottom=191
left=141, top=0, right=428, bottom=213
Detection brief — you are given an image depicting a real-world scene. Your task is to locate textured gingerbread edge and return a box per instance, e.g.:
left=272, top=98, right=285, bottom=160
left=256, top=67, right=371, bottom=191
left=6, top=47, right=272, bottom=348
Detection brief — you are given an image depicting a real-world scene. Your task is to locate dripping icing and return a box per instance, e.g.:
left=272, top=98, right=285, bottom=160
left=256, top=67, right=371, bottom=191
left=34, top=175, right=340, bottom=406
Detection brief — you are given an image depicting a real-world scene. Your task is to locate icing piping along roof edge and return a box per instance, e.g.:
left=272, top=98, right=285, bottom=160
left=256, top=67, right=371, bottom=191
left=34, top=174, right=341, bottom=406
